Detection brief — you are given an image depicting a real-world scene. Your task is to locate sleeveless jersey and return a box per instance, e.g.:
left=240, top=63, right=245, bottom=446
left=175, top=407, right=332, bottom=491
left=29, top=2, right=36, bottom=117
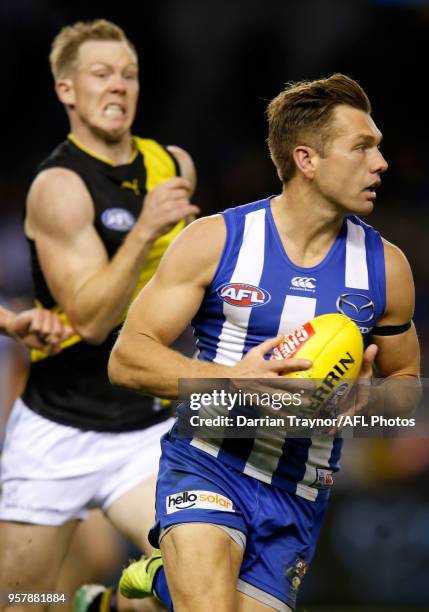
left=23, top=135, right=183, bottom=432
left=176, top=197, right=386, bottom=500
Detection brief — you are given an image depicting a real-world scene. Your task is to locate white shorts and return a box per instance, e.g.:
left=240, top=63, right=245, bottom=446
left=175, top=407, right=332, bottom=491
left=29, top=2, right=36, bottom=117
left=0, top=398, right=173, bottom=526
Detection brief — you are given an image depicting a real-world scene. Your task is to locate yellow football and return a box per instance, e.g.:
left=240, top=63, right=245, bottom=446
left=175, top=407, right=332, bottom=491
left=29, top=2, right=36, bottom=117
left=271, top=313, right=364, bottom=411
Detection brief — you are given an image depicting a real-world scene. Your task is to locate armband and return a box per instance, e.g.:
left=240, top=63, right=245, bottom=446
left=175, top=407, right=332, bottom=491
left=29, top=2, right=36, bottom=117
left=371, top=321, right=412, bottom=336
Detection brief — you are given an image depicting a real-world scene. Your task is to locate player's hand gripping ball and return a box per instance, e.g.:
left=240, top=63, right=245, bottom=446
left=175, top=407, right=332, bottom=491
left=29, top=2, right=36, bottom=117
left=271, top=313, right=364, bottom=412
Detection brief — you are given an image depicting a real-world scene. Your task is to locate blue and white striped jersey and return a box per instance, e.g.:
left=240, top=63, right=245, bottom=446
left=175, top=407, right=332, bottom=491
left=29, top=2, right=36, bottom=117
left=175, top=196, right=386, bottom=500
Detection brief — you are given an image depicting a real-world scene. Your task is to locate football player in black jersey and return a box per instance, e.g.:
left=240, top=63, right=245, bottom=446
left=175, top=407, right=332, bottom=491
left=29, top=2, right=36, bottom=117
left=0, top=19, right=197, bottom=612
left=0, top=305, right=70, bottom=351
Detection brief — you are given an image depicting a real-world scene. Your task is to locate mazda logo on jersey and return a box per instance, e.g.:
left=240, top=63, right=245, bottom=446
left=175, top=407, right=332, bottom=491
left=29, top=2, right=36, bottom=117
left=217, top=283, right=271, bottom=307
left=336, top=293, right=375, bottom=323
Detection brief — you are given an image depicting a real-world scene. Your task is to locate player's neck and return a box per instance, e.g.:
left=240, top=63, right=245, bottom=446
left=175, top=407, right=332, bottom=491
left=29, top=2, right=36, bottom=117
left=69, top=126, right=135, bottom=166
left=270, top=187, right=344, bottom=268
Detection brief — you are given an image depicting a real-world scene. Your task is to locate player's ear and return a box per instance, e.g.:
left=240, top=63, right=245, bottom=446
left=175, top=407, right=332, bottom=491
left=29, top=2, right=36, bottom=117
left=56, top=79, right=75, bottom=107
left=292, top=145, right=317, bottom=179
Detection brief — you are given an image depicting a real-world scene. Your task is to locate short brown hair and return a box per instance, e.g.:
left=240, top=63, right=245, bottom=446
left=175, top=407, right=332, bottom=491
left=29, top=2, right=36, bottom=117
left=50, top=19, right=137, bottom=80
left=267, top=73, right=371, bottom=183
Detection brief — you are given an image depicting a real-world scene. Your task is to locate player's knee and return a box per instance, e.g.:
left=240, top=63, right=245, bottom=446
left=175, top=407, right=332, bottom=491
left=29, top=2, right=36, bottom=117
left=0, top=570, right=55, bottom=594
left=166, top=577, right=235, bottom=612
left=0, top=544, right=56, bottom=592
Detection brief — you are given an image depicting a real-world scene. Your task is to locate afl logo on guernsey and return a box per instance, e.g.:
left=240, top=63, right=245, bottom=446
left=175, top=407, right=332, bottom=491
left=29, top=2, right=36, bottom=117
left=217, top=283, right=271, bottom=307
left=101, top=208, right=136, bottom=232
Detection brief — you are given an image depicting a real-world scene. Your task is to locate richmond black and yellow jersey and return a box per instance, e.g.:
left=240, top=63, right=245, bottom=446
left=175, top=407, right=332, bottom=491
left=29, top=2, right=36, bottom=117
left=23, top=135, right=183, bottom=432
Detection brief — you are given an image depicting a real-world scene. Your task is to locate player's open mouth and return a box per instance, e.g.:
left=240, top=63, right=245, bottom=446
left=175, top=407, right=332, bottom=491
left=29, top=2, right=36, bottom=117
left=363, top=181, right=380, bottom=199
left=103, top=104, right=126, bottom=118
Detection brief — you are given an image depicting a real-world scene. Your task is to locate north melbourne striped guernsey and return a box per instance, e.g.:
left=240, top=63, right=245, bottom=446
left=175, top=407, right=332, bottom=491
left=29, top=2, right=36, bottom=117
left=175, top=196, right=386, bottom=501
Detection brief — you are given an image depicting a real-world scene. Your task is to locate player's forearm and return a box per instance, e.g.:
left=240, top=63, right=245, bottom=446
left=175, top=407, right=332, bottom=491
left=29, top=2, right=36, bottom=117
left=369, top=374, right=421, bottom=417
left=68, top=231, right=154, bottom=343
left=108, top=332, right=230, bottom=399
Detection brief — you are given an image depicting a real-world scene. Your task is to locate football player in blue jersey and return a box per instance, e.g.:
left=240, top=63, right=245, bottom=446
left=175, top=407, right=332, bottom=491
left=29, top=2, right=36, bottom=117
left=109, top=74, right=421, bottom=612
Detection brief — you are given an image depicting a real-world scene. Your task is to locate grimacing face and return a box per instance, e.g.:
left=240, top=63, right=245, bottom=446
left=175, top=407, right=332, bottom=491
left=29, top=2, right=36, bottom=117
left=312, top=105, right=388, bottom=215
left=62, top=39, right=139, bottom=142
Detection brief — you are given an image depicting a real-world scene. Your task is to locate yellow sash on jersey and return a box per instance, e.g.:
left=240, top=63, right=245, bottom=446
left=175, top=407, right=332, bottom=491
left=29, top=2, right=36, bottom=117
left=32, top=137, right=184, bottom=363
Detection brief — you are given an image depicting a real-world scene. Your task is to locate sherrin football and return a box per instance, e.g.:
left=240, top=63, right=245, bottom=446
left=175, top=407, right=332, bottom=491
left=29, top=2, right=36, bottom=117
left=271, top=313, right=364, bottom=411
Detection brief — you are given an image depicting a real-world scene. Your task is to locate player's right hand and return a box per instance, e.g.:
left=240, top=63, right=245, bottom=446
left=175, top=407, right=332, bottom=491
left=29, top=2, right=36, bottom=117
left=228, top=336, right=314, bottom=414
left=231, top=336, right=312, bottom=379
left=136, top=177, right=200, bottom=242
left=7, top=308, right=74, bottom=353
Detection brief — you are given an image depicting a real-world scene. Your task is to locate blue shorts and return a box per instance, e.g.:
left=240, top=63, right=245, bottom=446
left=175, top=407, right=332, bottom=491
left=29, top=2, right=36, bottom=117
left=149, top=433, right=329, bottom=611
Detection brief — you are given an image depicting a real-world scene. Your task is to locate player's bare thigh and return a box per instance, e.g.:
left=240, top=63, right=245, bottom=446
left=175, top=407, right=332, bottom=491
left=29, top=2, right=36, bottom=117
left=0, top=520, right=78, bottom=612
left=105, top=476, right=157, bottom=553
left=160, top=523, right=291, bottom=611
left=160, top=523, right=243, bottom=612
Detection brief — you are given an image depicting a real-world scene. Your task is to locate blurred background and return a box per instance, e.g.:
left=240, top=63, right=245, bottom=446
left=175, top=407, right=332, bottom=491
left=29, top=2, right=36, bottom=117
left=1, top=0, right=429, bottom=610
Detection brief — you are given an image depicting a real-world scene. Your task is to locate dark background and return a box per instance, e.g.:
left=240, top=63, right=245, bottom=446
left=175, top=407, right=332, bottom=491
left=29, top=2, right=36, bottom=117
left=1, top=0, right=429, bottom=609
left=2, top=0, right=429, bottom=364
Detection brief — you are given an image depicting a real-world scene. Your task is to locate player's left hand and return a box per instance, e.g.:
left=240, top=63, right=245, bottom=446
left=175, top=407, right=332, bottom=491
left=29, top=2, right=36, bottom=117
left=351, top=343, right=378, bottom=414
left=7, top=308, right=74, bottom=352
left=341, top=343, right=378, bottom=415
left=327, top=344, right=378, bottom=434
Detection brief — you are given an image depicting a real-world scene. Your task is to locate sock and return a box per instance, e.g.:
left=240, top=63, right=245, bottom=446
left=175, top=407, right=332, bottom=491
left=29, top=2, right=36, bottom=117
left=108, top=590, right=118, bottom=612
left=153, top=567, right=173, bottom=611
left=86, top=592, right=103, bottom=612
left=87, top=588, right=116, bottom=612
